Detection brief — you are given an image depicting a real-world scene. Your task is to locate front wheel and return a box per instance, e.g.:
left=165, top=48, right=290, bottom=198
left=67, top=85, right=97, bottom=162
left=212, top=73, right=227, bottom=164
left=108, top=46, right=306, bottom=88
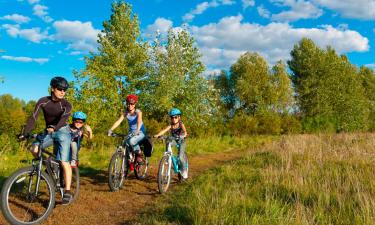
left=108, top=151, right=127, bottom=192
left=1, top=166, right=56, bottom=225
left=134, top=152, right=148, bottom=180
left=157, top=155, right=171, bottom=194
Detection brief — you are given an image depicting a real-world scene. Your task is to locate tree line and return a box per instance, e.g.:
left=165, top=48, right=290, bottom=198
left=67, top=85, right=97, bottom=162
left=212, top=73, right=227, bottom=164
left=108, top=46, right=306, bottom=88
left=1, top=1, right=375, bottom=153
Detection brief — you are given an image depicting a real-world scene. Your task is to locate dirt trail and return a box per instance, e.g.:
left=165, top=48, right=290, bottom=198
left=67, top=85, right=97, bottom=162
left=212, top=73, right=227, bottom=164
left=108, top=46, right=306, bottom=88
left=0, top=149, right=245, bottom=225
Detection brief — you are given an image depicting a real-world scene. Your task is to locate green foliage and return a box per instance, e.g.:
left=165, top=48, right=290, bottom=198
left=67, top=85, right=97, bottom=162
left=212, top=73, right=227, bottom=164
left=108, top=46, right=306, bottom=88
left=280, top=115, right=302, bottom=134
left=359, top=66, right=375, bottom=131
left=288, top=38, right=368, bottom=132
left=142, top=28, right=218, bottom=136
left=68, top=1, right=148, bottom=132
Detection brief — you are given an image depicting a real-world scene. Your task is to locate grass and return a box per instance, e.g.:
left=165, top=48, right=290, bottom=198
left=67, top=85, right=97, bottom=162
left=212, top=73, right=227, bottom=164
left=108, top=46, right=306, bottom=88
left=139, top=133, right=375, bottom=225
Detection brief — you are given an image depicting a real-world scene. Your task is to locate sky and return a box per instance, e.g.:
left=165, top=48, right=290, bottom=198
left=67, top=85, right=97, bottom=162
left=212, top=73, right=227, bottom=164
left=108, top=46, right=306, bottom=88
left=1, top=0, right=375, bottom=102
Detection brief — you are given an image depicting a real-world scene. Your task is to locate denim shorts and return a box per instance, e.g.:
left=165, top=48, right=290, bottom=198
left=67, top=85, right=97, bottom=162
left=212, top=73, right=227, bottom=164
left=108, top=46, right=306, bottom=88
left=33, top=125, right=72, bottom=162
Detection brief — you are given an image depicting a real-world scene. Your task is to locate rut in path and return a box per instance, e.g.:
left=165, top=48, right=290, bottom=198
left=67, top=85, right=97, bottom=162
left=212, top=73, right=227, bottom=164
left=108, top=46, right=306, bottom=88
left=0, top=149, right=245, bottom=225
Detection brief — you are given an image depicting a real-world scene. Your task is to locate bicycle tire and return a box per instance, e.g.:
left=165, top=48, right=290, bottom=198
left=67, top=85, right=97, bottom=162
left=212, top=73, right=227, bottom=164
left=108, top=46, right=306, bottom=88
left=157, top=155, right=171, bottom=194
left=70, top=167, right=80, bottom=203
left=108, top=151, right=127, bottom=192
left=1, top=166, right=56, bottom=225
left=134, top=153, right=148, bottom=180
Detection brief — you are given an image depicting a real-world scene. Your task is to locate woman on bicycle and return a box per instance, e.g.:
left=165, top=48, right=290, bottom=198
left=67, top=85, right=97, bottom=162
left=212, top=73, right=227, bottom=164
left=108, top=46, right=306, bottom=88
left=19, top=76, right=73, bottom=205
left=154, top=108, right=188, bottom=179
left=108, top=94, right=146, bottom=162
left=69, top=111, right=93, bottom=167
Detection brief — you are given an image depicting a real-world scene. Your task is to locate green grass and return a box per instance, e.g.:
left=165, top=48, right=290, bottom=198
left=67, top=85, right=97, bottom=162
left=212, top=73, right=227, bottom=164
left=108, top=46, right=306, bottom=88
left=139, top=133, right=375, bottom=225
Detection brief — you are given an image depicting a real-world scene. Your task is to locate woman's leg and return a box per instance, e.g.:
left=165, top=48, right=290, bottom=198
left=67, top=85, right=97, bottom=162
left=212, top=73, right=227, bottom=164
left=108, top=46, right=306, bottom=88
left=128, top=132, right=145, bottom=153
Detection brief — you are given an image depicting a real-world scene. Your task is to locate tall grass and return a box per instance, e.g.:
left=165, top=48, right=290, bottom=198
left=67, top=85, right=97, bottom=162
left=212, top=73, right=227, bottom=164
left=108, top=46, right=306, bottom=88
left=140, top=133, right=375, bottom=225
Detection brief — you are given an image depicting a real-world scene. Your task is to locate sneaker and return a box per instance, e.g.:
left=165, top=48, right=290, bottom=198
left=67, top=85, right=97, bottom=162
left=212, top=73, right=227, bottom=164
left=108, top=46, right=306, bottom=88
left=62, top=191, right=72, bottom=205
left=181, top=170, right=188, bottom=179
left=70, top=160, right=78, bottom=168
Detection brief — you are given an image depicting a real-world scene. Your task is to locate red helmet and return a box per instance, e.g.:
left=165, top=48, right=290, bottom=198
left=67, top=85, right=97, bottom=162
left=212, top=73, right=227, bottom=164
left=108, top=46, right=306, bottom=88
left=126, top=94, right=138, bottom=104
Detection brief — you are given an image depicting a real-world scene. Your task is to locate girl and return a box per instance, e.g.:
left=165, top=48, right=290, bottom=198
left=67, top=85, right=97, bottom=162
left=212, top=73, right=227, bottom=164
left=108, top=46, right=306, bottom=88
left=69, top=111, right=93, bottom=167
left=108, top=94, right=146, bottom=162
left=154, top=108, right=188, bottom=179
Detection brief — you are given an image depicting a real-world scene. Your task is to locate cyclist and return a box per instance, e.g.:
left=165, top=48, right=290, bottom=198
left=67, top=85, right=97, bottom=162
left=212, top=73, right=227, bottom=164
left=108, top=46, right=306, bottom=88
left=19, top=76, right=74, bottom=204
left=108, top=94, right=146, bottom=163
left=69, top=111, right=93, bottom=167
left=154, top=108, right=188, bottom=179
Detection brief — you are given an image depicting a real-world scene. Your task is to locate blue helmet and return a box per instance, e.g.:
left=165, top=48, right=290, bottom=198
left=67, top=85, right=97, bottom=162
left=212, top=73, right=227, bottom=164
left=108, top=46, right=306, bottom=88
left=73, top=111, right=87, bottom=121
left=169, top=108, right=181, bottom=117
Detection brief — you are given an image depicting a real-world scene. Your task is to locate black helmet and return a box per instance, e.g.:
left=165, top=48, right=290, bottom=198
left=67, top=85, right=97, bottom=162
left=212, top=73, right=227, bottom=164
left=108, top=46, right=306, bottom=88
left=50, top=76, right=69, bottom=90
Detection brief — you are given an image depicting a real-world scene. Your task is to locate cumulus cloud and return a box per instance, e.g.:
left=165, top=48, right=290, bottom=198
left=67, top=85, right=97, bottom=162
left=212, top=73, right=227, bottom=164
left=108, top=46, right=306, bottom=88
left=28, top=0, right=40, bottom=4
left=1, top=14, right=30, bottom=24
left=2, top=24, right=49, bottom=43
left=270, top=0, right=323, bottom=22
left=242, top=0, right=255, bottom=9
left=313, top=0, right=375, bottom=20
left=52, top=20, right=100, bottom=52
left=257, top=5, right=271, bottom=18
left=190, top=15, right=368, bottom=69
left=1, top=55, right=49, bottom=64
left=183, top=0, right=235, bottom=22
left=33, top=4, right=53, bottom=23
left=145, top=17, right=173, bottom=38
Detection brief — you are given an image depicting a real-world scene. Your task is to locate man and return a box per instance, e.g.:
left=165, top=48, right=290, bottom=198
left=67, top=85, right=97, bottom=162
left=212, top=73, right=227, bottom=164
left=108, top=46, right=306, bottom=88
left=20, top=76, right=73, bottom=204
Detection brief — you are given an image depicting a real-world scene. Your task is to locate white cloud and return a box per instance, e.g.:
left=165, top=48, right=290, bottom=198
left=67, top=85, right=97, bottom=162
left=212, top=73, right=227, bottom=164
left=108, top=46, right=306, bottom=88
left=2, top=24, right=49, bottom=43
left=257, top=5, right=271, bottom=18
left=52, top=20, right=100, bottom=52
left=1, top=14, right=30, bottom=24
left=33, top=4, right=53, bottom=23
left=28, top=0, right=40, bottom=4
left=365, top=63, right=375, bottom=68
left=1, top=55, right=49, bottom=64
left=145, top=17, right=173, bottom=38
left=190, top=15, right=369, bottom=69
left=313, top=0, right=375, bottom=20
left=183, top=0, right=235, bottom=22
left=271, top=0, right=323, bottom=22
left=242, top=0, right=255, bottom=9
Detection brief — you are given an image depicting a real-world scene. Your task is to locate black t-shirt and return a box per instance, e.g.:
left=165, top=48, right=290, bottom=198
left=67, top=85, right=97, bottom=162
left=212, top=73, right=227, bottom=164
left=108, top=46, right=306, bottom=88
left=24, top=96, right=72, bottom=134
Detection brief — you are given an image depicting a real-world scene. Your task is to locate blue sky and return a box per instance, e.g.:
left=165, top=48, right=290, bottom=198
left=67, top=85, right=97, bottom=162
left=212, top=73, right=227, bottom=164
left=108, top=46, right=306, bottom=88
left=1, top=0, right=375, bottom=102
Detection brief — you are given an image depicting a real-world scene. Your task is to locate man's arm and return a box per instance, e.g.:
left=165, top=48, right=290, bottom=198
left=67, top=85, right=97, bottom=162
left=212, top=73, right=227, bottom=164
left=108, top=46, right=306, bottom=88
left=23, top=97, right=45, bottom=135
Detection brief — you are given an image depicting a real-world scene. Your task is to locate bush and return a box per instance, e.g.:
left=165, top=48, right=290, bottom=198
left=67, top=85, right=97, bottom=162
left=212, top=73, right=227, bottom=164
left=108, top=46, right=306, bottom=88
left=280, top=115, right=302, bottom=134
left=255, top=112, right=281, bottom=135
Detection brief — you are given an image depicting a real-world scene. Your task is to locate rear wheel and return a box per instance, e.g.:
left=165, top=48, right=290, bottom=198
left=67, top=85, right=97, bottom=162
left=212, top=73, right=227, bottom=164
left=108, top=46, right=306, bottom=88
left=108, top=151, right=127, bottom=192
left=157, top=155, right=171, bottom=194
left=134, top=152, right=148, bottom=180
left=1, top=166, right=56, bottom=225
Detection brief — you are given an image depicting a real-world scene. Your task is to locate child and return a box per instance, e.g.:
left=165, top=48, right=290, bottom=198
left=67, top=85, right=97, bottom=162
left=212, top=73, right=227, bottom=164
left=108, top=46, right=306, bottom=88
left=154, top=108, right=188, bottom=179
left=108, top=94, right=146, bottom=163
left=69, top=111, right=93, bottom=167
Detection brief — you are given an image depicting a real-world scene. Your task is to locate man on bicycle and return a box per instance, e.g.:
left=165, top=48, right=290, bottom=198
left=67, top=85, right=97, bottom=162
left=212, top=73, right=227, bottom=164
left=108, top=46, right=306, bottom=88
left=19, top=76, right=73, bottom=205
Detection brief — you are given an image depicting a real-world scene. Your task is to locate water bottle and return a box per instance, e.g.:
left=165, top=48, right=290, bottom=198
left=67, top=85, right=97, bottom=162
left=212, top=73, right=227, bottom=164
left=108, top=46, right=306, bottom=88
left=172, top=156, right=179, bottom=173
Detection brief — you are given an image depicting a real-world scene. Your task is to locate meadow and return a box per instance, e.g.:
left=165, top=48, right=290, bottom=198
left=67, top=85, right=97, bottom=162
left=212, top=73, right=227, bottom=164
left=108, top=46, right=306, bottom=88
left=139, top=133, right=375, bottom=225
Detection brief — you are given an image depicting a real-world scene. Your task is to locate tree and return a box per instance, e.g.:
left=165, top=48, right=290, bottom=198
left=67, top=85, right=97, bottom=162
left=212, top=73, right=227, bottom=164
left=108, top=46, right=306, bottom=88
left=143, top=28, right=217, bottom=135
left=69, top=1, right=148, bottom=131
left=359, top=66, right=375, bottom=131
left=270, top=61, right=294, bottom=114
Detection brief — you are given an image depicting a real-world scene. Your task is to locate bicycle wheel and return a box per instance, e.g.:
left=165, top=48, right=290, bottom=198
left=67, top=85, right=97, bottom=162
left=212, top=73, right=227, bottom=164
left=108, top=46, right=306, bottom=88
left=157, top=155, right=171, bottom=194
left=70, top=167, right=80, bottom=203
left=108, top=151, right=127, bottom=192
left=1, top=166, right=56, bottom=225
left=178, top=152, right=189, bottom=182
left=134, top=153, right=148, bottom=180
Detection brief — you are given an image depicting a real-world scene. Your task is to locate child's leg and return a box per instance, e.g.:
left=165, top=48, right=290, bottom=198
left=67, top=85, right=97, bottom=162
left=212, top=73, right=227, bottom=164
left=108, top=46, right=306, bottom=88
left=71, top=141, right=78, bottom=161
left=178, top=141, right=188, bottom=178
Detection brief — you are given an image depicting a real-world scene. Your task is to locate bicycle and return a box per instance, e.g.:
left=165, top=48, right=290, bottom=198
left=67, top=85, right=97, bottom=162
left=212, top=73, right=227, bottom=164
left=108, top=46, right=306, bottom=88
left=157, top=136, right=189, bottom=194
left=0, top=133, right=80, bottom=225
left=108, top=133, right=149, bottom=192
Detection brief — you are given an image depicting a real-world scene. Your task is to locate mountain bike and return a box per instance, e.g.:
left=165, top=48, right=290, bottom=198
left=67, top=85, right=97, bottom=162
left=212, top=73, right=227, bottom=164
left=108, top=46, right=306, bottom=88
left=157, top=136, right=189, bottom=194
left=0, top=133, right=80, bottom=225
left=108, top=133, right=149, bottom=192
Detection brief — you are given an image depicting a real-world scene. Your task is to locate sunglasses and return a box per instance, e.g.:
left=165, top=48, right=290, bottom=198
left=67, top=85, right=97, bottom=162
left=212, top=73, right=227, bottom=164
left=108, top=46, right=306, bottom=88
left=74, top=120, right=84, bottom=124
left=170, top=116, right=178, bottom=119
left=127, top=102, right=135, bottom=106
left=56, top=87, right=67, bottom=92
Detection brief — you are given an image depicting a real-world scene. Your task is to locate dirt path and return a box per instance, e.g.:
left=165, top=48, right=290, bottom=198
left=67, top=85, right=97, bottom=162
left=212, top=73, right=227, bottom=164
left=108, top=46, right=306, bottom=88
left=0, top=149, right=245, bottom=225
